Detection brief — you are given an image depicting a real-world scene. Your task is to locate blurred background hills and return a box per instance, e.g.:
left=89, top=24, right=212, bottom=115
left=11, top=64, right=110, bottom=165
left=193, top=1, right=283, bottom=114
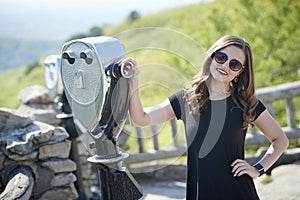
left=0, top=0, right=201, bottom=70
left=0, top=0, right=299, bottom=109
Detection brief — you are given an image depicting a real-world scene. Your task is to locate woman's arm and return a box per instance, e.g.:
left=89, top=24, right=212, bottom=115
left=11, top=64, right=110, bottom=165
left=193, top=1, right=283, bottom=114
left=231, top=109, right=289, bottom=178
left=120, top=58, right=176, bottom=127
left=252, top=110, right=289, bottom=171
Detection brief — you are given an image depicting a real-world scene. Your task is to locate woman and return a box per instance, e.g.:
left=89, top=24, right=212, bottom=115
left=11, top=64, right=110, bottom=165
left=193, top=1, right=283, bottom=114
left=120, top=35, right=289, bottom=200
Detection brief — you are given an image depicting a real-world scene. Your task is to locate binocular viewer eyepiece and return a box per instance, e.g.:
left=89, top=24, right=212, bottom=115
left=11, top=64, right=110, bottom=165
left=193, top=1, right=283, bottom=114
left=105, top=61, right=135, bottom=79
left=62, top=49, right=94, bottom=65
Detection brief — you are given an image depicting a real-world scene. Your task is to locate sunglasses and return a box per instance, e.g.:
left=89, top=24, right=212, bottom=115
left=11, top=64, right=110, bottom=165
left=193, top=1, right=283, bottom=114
left=212, top=51, right=245, bottom=71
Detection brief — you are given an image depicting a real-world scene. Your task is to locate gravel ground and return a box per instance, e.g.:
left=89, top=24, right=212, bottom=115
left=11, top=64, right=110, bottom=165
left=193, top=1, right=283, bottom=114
left=138, top=161, right=300, bottom=200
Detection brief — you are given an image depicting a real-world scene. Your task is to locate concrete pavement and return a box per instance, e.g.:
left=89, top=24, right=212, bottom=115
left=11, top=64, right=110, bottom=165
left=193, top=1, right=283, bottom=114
left=137, top=161, right=300, bottom=200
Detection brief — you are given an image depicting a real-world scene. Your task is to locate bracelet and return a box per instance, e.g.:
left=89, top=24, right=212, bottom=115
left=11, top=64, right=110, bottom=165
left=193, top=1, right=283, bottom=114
left=253, top=163, right=265, bottom=177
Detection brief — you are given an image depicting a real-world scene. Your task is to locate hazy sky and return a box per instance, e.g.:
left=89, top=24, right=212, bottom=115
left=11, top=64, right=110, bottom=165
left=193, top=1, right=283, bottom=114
left=0, top=0, right=203, bottom=40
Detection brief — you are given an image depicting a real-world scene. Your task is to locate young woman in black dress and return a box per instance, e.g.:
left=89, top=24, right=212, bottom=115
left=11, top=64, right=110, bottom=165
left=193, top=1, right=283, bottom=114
left=121, top=35, right=289, bottom=200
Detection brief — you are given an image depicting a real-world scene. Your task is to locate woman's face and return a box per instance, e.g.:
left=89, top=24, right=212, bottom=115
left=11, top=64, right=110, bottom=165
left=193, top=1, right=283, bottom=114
left=209, top=45, right=245, bottom=84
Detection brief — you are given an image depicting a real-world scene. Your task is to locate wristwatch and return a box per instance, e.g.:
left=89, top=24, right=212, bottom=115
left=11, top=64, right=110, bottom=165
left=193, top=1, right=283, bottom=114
left=253, top=163, right=265, bottom=177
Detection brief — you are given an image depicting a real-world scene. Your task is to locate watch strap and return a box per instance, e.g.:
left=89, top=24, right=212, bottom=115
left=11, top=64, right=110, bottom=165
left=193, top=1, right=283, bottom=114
left=253, top=163, right=265, bottom=177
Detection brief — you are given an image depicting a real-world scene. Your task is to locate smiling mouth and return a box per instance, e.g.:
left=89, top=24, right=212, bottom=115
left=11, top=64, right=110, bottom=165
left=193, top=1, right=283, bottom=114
left=217, top=68, right=228, bottom=75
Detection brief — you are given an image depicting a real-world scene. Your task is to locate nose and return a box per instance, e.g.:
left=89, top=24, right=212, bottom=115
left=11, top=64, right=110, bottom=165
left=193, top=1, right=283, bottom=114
left=221, top=60, right=229, bottom=68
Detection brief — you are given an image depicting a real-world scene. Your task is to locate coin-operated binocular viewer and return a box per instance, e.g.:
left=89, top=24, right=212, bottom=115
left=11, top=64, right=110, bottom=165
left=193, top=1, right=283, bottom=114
left=61, top=36, right=143, bottom=200
left=44, top=55, right=80, bottom=138
left=44, top=55, right=63, bottom=101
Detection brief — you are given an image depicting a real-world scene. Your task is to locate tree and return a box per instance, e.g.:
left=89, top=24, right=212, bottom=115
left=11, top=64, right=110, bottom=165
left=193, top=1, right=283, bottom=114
left=66, top=33, right=88, bottom=42
left=128, top=10, right=141, bottom=22
left=89, top=26, right=103, bottom=37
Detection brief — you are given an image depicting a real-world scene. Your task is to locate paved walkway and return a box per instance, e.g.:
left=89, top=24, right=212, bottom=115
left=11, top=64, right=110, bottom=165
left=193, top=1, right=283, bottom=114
left=138, top=161, right=300, bottom=200
left=255, top=161, right=300, bottom=200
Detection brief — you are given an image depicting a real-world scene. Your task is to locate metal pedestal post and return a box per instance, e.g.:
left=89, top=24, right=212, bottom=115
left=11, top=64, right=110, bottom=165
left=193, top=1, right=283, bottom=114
left=88, top=151, right=143, bottom=200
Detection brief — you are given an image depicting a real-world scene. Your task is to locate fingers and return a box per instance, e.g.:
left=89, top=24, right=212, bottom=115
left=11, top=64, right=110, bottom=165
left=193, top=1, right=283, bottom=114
left=231, top=159, right=258, bottom=178
left=118, top=57, right=137, bottom=67
left=118, top=57, right=139, bottom=77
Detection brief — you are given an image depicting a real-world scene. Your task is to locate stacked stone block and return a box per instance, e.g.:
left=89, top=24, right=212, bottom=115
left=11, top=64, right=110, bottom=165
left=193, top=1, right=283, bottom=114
left=0, top=108, right=78, bottom=199
left=16, top=85, right=97, bottom=199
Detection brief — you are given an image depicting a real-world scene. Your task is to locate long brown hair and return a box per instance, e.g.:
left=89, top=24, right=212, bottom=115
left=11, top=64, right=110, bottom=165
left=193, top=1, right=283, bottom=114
left=185, top=35, right=258, bottom=129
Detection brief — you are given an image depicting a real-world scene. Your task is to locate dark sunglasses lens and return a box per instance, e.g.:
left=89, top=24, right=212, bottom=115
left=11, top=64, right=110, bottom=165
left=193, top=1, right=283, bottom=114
left=230, top=60, right=242, bottom=71
left=214, top=52, right=227, bottom=64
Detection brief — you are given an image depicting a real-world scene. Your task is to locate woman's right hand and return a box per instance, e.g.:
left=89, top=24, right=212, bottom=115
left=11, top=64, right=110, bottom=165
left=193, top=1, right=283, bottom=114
left=118, top=57, right=140, bottom=99
left=120, top=57, right=176, bottom=126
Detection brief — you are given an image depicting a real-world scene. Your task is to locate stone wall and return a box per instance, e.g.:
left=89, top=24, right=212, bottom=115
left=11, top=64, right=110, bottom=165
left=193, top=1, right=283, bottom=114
left=74, top=134, right=97, bottom=199
left=0, top=108, right=78, bottom=199
left=0, top=85, right=97, bottom=199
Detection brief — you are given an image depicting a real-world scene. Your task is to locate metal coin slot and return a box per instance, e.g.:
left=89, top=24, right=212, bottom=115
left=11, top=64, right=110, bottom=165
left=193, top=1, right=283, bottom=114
left=75, top=70, right=85, bottom=89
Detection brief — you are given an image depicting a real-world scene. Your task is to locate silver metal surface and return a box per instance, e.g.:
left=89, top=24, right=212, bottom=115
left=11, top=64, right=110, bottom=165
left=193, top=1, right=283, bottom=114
left=61, top=36, right=126, bottom=133
left=44, top=55, right=62, bottom=100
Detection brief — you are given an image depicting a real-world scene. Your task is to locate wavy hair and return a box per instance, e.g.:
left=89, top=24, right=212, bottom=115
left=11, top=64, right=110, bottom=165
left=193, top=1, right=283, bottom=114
left=185, top=35, right=258, bottom=129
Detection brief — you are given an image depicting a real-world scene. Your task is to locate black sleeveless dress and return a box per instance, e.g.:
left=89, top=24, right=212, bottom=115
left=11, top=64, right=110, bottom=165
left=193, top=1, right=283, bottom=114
left=169, top=90, right=266, bottom=200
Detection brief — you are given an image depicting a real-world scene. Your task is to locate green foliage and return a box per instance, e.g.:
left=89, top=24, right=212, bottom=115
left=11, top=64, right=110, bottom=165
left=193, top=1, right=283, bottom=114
left=1, top=0, right=299, bottom=104
left=100, top=0, right=300, bottom=88
left=261, top=175, right=273, bottom=185
left=1, top=0, right=299, bottom=162
left=66, top=33, right=89, bottom=42
left=66, top=26, right=103, bottom=42
left=25, top=61, right=40, bottom=75
left=89, top=26, right=103, bottom=37
left=127, top=10, right=141, bottom=22
left=2, top=0, right=299, bottom=105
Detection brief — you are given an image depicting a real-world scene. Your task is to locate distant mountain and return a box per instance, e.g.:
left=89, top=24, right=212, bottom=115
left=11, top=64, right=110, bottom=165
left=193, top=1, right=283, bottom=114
left=0, top=38, right=63, bottom=71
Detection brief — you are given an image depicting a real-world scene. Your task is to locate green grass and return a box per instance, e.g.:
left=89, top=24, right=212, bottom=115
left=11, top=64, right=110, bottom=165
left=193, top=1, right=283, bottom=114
left=261, top=176, right=273, bottom=185
left=0, top=60, right=45, bottom=108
